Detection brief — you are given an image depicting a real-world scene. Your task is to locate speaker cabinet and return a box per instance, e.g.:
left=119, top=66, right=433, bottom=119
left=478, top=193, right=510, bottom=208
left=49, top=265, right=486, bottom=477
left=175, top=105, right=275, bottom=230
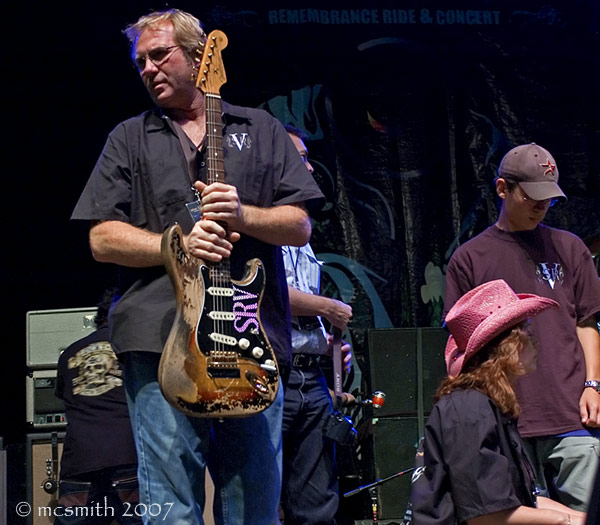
left=371, top=417, right=419, bottom=521
left=367, top=328, right=447, bottom=418
left=365, top=328, right=448, bottom=520
left=26, top=433, right=64, bottom=525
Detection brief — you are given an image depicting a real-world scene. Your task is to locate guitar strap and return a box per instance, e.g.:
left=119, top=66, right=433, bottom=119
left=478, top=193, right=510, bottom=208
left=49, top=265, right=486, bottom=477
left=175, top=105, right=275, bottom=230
left=169, top=117, right=203, bottom=187
left=169, top=118, right=208, bottom=222
left=331, top=327, right=343, bottom=410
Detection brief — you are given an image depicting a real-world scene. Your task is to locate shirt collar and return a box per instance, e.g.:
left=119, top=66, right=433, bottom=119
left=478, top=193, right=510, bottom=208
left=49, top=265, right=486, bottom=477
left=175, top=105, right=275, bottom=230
left=147, top=100, right=251, bottom=132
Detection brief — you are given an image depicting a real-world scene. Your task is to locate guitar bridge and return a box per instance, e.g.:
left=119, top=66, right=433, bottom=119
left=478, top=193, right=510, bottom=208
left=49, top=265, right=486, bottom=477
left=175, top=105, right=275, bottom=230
left=207, top=351, right=241, bottom=379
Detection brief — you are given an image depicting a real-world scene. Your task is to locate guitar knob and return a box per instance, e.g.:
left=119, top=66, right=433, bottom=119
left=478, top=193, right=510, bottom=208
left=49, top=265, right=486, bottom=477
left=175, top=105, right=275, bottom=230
left=252, top=347, right=264, bottom=359
left=239, top=338, right=250, bottom=350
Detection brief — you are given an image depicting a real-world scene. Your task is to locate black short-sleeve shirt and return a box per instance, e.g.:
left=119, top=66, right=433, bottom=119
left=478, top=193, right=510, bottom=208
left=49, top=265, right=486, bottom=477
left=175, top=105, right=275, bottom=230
left=411, top=389, right=536, bottom=524
left=55, top=327, right=138, bottom=478
left=72, top=102, right=324, bottom=372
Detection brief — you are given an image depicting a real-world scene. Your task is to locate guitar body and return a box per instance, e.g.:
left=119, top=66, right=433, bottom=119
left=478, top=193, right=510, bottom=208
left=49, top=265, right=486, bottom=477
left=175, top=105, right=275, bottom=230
left=159, top=224, right=279, bottom=417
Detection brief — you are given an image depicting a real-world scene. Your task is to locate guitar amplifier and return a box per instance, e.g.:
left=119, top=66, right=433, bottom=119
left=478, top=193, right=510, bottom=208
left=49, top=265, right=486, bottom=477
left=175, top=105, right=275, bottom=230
left=26, top=432, right=65, bottom=525
left=26, top=308, right=97, bottom=369
left=26, top=370, right=66, bottom=429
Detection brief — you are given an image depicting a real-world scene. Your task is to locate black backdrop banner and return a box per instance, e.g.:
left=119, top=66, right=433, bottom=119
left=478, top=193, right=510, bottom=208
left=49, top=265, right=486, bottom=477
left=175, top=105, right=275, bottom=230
left=200, top=1, right=600, bottom=375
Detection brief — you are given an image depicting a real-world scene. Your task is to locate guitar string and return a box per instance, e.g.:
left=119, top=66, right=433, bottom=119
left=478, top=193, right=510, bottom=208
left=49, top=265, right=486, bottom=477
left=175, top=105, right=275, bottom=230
left=206, top=96, right=218, bottom=358
left=207, top=94, right=230, bottom=360
left=210, top=97, right=222, bottom=358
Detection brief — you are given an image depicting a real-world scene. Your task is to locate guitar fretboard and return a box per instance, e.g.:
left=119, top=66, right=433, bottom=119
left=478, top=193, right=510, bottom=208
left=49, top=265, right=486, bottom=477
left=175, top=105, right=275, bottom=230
left=206, top=93, right=225, bottom=186
left=205, top=92, right=234, bottom=347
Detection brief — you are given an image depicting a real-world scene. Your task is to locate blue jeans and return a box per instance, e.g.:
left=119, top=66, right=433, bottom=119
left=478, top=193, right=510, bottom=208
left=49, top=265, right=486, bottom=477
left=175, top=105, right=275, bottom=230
left=54, top=466, right=141, bottom=524
left=523, top=435, right=600, bottom=512
left=121, top=352, right=284, bottom=525
left=281, top=365, right=338, bottom=524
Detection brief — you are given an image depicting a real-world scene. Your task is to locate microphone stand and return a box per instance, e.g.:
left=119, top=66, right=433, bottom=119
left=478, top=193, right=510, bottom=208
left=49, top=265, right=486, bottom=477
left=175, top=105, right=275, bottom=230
left=343, top=467, right=415, bottom=523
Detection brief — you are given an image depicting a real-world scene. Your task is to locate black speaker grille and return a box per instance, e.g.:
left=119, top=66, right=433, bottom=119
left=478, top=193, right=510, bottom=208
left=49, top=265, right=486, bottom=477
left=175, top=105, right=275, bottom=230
left=367, top=328, right=447, bottom=417
left=371, top=417, right=419, bottom=520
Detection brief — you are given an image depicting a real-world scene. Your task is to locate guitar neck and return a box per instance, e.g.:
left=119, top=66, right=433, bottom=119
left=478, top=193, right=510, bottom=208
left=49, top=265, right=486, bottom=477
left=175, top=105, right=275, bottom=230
left=205, top=93, right=225, bottom=185
left=204, top=93, right=232, bottom=284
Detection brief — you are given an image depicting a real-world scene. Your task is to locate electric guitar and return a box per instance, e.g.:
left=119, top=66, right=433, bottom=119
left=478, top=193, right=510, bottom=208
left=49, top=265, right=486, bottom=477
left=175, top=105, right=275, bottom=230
left=158, top=30, right=279, bottom=417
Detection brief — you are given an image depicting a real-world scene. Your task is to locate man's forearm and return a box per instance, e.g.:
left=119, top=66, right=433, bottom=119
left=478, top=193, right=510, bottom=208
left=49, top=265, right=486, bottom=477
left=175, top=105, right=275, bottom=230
left=288, top=286, right=352, bottom=330
left=239, top=203, right=311, bottom=247
left=577, top=316, right=600, bottom=426
left=89, top=220, right=163, bottom=267
left=577, top=317, right=600, bottom=381
left=288, top=286, right=332, bottom=317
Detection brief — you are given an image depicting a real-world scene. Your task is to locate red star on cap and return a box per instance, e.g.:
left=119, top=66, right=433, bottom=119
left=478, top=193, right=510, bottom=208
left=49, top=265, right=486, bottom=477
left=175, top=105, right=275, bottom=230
left=540, top=159, right=556, bottom=176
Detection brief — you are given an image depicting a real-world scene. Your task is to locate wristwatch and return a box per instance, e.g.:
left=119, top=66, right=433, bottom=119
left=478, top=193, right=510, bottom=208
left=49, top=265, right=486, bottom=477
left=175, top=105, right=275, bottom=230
left=584, top=380, right=600, bottom=394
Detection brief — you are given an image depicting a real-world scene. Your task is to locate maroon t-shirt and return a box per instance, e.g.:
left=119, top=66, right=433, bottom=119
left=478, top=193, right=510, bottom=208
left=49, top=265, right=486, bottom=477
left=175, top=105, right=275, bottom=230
left=444, top=224, right=600, bottom=437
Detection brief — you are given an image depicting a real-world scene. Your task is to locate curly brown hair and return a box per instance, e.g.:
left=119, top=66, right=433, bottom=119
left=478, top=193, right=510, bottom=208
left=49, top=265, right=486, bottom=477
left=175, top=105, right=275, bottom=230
left=435, top=323, right=533, bottom=417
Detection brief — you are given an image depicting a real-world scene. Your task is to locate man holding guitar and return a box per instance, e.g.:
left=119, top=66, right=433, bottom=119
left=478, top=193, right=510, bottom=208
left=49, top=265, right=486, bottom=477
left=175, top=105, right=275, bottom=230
left=72, top=9, right=323, bottom=524
left=281, top=125, right=353, bottom=525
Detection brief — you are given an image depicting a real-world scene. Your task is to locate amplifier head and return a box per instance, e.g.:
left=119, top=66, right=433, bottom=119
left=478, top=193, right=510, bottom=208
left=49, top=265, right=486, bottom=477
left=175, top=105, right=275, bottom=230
left=26, top=308, right=97, bottom=369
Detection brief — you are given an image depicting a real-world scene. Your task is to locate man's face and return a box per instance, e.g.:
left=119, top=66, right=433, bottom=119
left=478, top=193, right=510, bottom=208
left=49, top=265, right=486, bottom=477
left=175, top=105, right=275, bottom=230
left=134, top=22, right=195, bottom=108
left=497, top=179, right=551, bottom=231
left=288, top=133, right=314, bottom=173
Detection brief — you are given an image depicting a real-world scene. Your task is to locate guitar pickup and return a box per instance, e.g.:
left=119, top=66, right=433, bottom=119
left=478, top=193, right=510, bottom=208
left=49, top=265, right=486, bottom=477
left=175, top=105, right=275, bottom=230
left=208, top=311, right=236, bottom=321
left=207, top=286, right=234, bottom=297
left=209, top=333, right=237, bottom=346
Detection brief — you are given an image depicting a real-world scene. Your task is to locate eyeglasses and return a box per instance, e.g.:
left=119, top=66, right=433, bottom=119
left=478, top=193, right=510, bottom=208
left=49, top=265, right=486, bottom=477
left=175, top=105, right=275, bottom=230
left=133, top=45, right=181, bottom=71
left=516, top=184, right=559, bottom=208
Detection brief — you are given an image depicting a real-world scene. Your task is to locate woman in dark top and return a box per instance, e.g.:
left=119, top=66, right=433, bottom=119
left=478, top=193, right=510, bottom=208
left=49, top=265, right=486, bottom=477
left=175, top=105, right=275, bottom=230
left=411, top=279, right=587, bottom=525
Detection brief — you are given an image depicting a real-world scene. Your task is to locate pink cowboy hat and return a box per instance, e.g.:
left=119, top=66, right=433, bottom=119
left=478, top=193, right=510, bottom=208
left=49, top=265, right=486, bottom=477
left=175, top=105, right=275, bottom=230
left=444, top=279, right=558, bottom=377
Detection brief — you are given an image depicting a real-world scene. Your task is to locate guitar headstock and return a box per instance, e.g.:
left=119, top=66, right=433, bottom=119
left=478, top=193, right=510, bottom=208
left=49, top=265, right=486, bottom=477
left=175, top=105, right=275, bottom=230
left=197, top=30, right=228, bottom=95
